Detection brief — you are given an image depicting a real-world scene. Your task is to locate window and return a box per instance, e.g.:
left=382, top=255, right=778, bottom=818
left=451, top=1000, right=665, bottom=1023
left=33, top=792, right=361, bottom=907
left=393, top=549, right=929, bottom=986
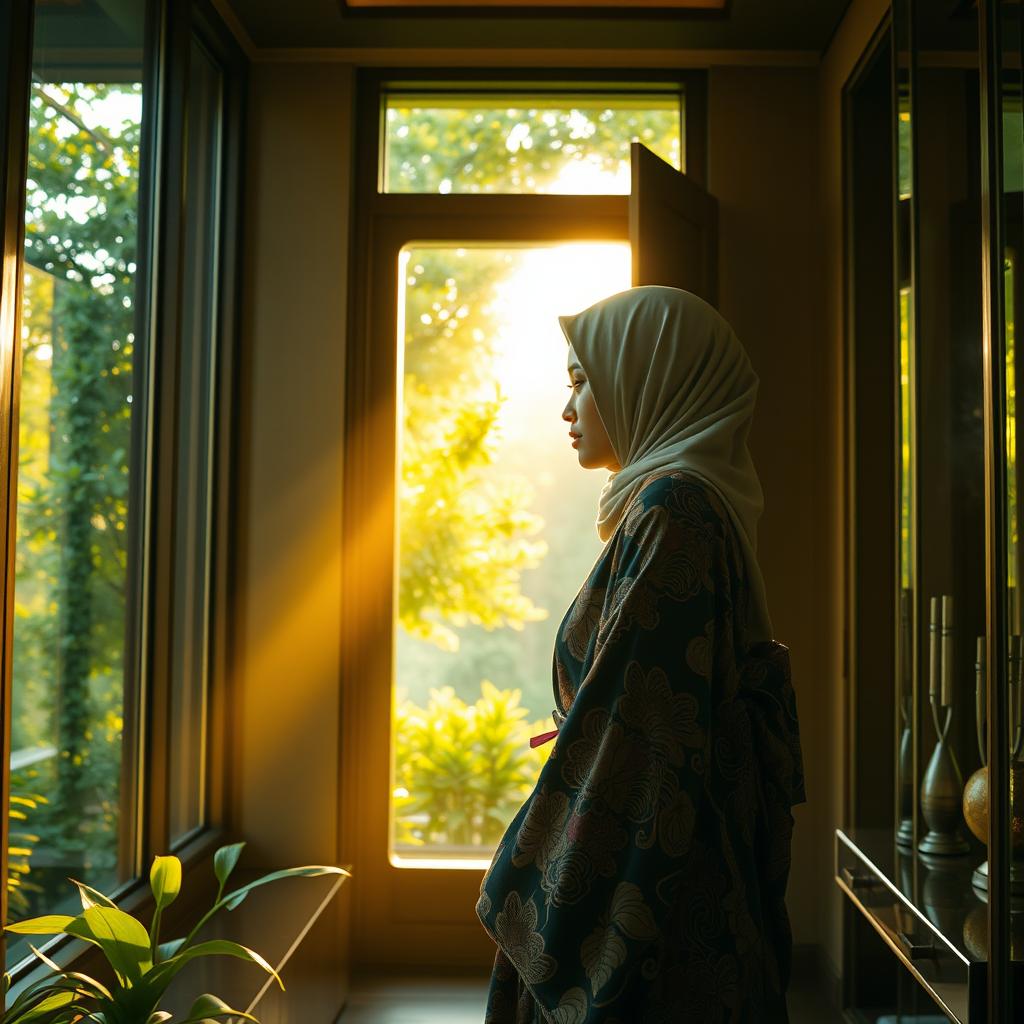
left=380, top=82, right=687, bottom=864
left=384, top=89, right=682, bottom=194
left=3, top=0, right=244, bottom=969
left=393, top=241, right=630, bottom=861
left=9, top=11, right=148, bottom=956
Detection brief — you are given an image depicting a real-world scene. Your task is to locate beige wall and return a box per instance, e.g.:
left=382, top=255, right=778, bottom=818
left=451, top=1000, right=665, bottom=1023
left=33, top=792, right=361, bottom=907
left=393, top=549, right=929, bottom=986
left=708, top=64, right=834, bottom=966
left=236, top=32, right=884, bottom=982
left=236, top=62, right=353, bottom=866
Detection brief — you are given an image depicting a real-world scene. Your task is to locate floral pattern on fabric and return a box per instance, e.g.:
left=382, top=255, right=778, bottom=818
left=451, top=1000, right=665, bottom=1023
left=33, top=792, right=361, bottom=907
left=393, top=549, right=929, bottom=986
left=477, top=472, right=805, bottom=1023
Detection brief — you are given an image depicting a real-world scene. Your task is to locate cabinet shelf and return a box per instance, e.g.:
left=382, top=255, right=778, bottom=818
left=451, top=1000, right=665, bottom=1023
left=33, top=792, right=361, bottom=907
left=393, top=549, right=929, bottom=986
left=836, top=828, right=1024, bottom=1022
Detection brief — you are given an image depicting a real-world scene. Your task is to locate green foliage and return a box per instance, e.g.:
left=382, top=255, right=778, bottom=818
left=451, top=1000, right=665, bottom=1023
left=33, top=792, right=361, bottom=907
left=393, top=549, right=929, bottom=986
left=12, top=79, right=141, bottom=910
left=3, top=842, right=349, bottom=1024
left=7, top=771, right=46, bottom=920
left=394, top=682, right=551, bottom=849
left=398, top=248, right=549, bottom=651
left=394, top=101, right=679, bottom=645
left=390, top=101, right=681, bottom=850
left=386, top=99, right=680, bottom=194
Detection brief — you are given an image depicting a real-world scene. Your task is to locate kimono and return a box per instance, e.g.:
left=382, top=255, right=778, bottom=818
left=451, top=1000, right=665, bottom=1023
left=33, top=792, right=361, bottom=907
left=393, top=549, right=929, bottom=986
left=476, top=471, right=806, bottom=1024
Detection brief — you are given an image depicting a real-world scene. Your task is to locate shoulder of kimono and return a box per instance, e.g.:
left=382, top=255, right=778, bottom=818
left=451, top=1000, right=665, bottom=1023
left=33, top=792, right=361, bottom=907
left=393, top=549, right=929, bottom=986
left=633, top=470, right=722, bottom=523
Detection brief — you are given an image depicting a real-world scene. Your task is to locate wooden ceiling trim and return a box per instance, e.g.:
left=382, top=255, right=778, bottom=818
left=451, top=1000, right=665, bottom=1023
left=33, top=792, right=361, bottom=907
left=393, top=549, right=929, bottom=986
left=344, top=1, right=726, bottom=8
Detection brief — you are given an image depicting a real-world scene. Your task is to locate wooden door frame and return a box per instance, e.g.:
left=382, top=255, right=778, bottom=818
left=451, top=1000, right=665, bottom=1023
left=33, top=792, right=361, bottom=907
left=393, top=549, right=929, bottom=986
left=341, top=66, right=705, bottom=968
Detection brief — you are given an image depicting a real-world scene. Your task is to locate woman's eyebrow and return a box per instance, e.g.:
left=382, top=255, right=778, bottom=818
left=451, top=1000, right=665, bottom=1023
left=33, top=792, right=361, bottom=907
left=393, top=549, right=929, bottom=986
left=567, top=361, right=584, bottom=374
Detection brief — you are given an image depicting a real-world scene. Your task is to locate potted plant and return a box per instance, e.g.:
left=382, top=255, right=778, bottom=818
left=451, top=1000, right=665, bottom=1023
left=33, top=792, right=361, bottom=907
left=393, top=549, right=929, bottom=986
left=3, top=842, right=348, bottom=1023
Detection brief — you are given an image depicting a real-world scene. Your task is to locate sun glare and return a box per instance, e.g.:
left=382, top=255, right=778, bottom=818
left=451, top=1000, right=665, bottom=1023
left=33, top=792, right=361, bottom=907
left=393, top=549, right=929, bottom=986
left=490, top=242, right=631, bottom=440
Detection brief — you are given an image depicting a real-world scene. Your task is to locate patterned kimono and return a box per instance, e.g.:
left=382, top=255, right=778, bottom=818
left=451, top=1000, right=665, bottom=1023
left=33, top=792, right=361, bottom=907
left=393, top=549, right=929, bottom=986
left=476, top=471, right=806, bottom=1024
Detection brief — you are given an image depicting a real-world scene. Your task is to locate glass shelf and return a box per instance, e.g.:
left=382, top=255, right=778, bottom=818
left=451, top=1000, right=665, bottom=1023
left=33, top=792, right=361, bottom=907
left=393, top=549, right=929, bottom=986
left=837, top=828, right=1024, bottom=1022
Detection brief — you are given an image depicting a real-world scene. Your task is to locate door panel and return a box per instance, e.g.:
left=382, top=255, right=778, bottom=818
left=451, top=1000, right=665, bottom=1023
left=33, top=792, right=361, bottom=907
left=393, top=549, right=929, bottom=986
left=629, top=141, right=718, bottom=305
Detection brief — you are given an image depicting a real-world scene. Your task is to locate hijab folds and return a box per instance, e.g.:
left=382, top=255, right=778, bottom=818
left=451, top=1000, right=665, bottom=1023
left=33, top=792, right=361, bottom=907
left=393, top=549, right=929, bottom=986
left=558, top=285, right=774, bottom=644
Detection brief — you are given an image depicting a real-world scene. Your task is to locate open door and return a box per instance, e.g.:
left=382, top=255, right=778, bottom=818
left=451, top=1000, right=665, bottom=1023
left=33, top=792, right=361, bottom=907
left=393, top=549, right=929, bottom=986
left=629, top=141, right=718, bottom=306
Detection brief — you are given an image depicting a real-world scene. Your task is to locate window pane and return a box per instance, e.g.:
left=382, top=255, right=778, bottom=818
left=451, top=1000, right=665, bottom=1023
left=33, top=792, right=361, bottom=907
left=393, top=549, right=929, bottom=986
left=7, top=6, right=147, bottom=960
left=391, top=242, right=630, bottom=864
left=384, top=91, right=681, bottom=194
left=168, top=36, right=224, bottom=845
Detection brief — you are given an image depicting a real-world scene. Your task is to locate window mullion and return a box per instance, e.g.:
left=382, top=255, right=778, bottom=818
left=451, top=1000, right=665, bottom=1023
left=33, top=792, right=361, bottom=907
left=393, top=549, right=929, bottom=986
left=141, top=0, right=191, bottom=867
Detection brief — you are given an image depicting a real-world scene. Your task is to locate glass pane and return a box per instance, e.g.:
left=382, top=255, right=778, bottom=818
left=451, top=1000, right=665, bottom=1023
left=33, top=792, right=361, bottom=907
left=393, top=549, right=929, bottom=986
left=1000, top=6, right=1024, bottom=1015
left=168, top=37, right=223, bottom=845
left=894, top=68, right=917, bottom=856
left=7, top=4, right=147, bottom=961
left=384, top=90, right=681, bottom=194
left=391, top=242, right=630, bottom=863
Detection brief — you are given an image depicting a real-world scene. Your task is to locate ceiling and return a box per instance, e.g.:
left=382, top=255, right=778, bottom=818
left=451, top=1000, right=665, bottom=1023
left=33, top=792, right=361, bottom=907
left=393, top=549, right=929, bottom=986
left=223, top=0, right=855, bottom=53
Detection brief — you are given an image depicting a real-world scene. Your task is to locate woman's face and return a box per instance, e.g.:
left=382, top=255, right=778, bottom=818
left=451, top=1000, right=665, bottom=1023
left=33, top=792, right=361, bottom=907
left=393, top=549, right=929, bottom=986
left=562, top=344, right=621, bottom=472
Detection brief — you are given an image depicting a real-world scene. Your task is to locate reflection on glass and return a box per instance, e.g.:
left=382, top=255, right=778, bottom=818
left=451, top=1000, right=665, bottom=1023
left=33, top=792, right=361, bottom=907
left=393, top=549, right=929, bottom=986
left=899, top=287, right=914, bottom=593
left=898, top=106, right=912, bottom=201
left=1005, top=94, right=1023, bottom=196
left=895, top=67, right=916, bottom=856
left=168, top=38, right=224, bottom=845
left=391, top=242, right=630, bottom=863
left=1009, top=255, right=1018, bottom=628
left=384, top=92, right=681, bottom=195
left=8, top=41, right=145, bottom=960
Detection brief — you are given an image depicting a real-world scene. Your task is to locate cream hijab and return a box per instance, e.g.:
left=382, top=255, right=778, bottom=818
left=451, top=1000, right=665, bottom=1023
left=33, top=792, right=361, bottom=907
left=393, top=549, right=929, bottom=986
left=558, top=285, right=773, bottom=644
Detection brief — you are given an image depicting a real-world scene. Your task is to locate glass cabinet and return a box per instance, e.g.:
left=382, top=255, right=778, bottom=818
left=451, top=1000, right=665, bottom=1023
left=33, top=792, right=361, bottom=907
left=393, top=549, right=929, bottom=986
left=839, top=1, right=1023, bottom=1021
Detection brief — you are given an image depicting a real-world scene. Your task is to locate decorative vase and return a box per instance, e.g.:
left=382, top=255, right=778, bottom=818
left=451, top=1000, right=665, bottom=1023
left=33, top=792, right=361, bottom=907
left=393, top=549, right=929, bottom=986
left=919, top=595, right=969, bottom=856
left=919, top=736, right=970, bottom=856
left=962, top=761, right=1024, bottom=896
left=897, top=709, right=915, bottom=849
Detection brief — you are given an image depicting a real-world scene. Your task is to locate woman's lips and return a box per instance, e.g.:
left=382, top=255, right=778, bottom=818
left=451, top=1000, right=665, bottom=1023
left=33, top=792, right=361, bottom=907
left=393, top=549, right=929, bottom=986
left=570, top=435, right=581, bottom=449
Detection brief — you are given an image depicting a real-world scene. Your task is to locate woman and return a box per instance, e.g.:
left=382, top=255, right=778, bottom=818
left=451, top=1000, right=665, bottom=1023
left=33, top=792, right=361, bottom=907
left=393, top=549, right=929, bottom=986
left=476, top=286, right=805, bottom=1023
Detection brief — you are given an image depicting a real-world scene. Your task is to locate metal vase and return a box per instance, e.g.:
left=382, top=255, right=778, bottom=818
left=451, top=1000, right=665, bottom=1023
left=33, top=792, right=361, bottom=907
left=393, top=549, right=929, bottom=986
left=919, top=734, right=970, bottom=856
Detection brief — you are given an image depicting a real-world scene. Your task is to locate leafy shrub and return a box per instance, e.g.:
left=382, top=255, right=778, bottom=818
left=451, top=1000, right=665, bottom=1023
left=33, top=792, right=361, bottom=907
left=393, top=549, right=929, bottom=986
left=394, top=681, right=553, bottom=849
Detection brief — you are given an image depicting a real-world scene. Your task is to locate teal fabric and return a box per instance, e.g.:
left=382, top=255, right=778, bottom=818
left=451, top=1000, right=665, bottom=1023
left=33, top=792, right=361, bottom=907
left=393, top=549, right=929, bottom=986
left=476, top=473, right=805, bottom=1023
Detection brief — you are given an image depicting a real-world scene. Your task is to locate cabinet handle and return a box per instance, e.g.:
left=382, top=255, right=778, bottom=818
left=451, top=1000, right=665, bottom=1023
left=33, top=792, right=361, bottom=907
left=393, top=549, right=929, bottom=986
left=840, top=866, right=879, bottom=891
left=895, top=928, right=934, bottom=961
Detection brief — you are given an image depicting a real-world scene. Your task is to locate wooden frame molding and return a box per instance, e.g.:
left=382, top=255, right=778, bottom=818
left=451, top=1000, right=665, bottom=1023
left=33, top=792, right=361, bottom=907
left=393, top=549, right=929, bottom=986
left=343, top=0, right=725, bottom=7
left=340, top=64, right=707, bottom=968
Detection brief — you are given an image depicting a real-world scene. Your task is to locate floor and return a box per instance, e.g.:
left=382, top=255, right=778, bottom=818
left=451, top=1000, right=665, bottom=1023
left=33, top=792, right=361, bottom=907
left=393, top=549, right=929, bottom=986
left=337, top=975, right=844, bottom=1023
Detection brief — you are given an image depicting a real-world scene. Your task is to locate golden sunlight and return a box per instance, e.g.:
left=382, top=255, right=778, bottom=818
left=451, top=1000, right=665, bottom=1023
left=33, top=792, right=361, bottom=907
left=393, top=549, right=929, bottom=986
left=490, top=242, right=632, bottom=443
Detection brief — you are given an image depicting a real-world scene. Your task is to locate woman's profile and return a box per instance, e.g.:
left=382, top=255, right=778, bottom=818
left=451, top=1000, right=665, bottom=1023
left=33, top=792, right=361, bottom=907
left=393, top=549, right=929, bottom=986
left=476, top=285, right=806, bottom=1023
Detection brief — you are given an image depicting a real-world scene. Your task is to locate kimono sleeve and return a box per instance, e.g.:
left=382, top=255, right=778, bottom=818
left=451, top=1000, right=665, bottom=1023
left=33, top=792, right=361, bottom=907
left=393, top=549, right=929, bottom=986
left=476, top=479, right=730, bottom=1022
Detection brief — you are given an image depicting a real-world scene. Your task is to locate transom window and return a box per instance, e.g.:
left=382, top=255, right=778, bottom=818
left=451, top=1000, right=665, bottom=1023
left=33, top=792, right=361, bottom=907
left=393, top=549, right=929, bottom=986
left=383, top=86, right=682, bottom=195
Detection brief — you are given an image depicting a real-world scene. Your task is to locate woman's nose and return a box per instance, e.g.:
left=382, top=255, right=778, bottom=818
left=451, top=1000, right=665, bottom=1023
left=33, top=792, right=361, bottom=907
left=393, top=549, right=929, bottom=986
left=562, top=403, right=574, bottom=422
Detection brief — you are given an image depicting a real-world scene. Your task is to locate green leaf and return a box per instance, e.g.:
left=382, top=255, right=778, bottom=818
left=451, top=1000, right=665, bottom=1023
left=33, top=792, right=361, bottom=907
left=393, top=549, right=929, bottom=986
left=26, top=944, right=112, bottom=1002
left=5, top=914, right=75, bottom=935
left=65, top=906, right=153, bottom=981
left=213, top=843, right=245, bottom=892
left=177, top=993, right=259, bottom=1023
left=157, top=937, right=186, bottom=961
left=6, top=989, right=78, bottom=1023
left=150, top=855, right=182, bottom=910
left=69, top=878, right=118, bottom=910
left=222, top=865, right=349, bottom=911
left=147, top=1014, right=172, bottom=1023
left=149, top=938, right=283, bottom=991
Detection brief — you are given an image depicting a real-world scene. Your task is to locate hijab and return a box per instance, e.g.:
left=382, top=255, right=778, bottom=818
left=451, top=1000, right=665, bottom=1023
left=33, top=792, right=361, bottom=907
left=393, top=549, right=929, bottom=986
left=558, top=285, right=774, bottom=644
